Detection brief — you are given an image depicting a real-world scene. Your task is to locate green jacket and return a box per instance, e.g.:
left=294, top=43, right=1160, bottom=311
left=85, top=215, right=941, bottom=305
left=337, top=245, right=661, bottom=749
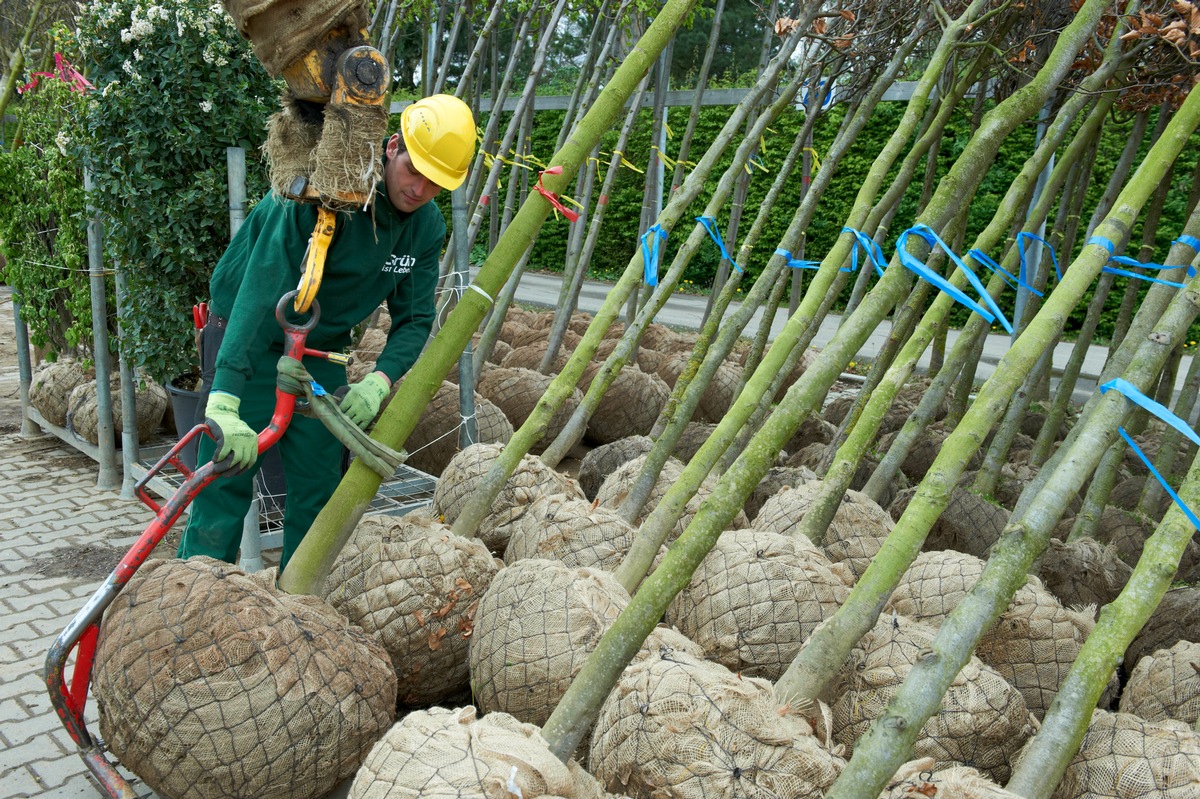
left=209, top=185, right=445, bottom=397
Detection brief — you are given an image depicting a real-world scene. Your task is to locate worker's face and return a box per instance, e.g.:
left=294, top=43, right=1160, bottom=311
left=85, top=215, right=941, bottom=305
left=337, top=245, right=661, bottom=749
left=385, top=134, right=441, bottom=213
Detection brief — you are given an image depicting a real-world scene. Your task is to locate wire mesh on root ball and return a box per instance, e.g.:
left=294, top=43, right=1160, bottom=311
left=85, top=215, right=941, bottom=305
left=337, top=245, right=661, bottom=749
left=664, top=528, right=849, bottom=681
left=829, top=614, right=1035, bottom=784
left=29, top=358, right=92, bottom=427
left=503, top=493, right=646, bottom=573
left=399, top=380, right=512, bottom=478
left=579, top=364, right=670, bottom=446
left=349, top=706, right=611, bottom=799
left=92, top=557, right=397, bottom=799
left=322, top=511, right=502, bottom=708
left=878, top=758, right=1025, bottom=799
left=1118, top=639, right=1200, bottom=727
left=477, top=366, right=583, bottom=453
left=588, top=644, right=844, bottom=799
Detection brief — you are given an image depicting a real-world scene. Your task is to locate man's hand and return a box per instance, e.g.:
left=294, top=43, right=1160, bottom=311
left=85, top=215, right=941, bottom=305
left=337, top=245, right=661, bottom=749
left=205, top=391, right=259, bottom=469
left=340, top=372, right=391, bottom=430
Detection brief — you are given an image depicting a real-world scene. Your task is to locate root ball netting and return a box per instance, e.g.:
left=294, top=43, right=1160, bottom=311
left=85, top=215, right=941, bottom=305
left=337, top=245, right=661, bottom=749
left=888, top=487, right=1009, bottom=559
left=93, top=557, right=397, bottom=799
left=29, top=358, right=92, bottom=427
left=577, top=436, right=655, bottom=500
left=582, top=367, right=671, bottom=445
left=1126, top=586, right=1200, bottom=668
left=402, top=381, right=512, bottom=478
left=888, top=550, right=1107, bottom=719
left=1118, top=640, right=1200, bottom=726
left=588, top=645, right=844, bottom=799
left=468, top=558, right=630, bottom=726
left=264, top=96, right=321, bottom=198
left=503, top=493, right=642, bottom=572
left=754, top=481, right=894, bottom=552
left=68, top=371, right=168, bottom=444
left=350, top=706, right=608, bottom=799
left=879, top=759, right=1024, bottom=799
left=500, top=342, right=570, bottom=374
left=1094, top=506, right=1200, bottom=580
left=1033, top=537, right=1131, bottom=610
left=664, top=529, right=848, bottom=680
left=477, top=366, right=582, bottom=453
left=323, top=514, right=501, bottom=707
left=829, top=615, right=1034, bottom=783
left=434, top=442, right=584, bottom=553
left=745, top=466, right=819, bottom=523
left=1050, top=710, right=1200, bottom=799
left=595, top=455, right=748, bottom=542
left=672, top=422, right=718, bottom=466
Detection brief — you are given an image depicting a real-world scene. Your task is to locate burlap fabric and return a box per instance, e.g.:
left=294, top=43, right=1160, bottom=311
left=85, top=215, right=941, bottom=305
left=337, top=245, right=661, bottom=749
left=746, top=465, right=818, bottom=523
left=1118, top=640, right=1200, bottom=726
left=583, top=366, right=671, bottom=445
left=1033, top=537, right=1130, bottom=610
left=508, top=325, right=577, bottom=351
left=589, top=645, right=844, bottom=799
left=754, top=482, right=894, bottom=549
left=469, top=559, right=630, bottom=726
left=784, top=443, right=904, bottom=508
left=782, top=412, right=838, bottom=454
left=487, top=336, right=513, bottom=365
left=595, top=454, right=748, bottom=542
left=501, top=342, right=568, bottom=374
left=577, top=436, right=654, bottom=499
left=888, top=487, right=1009, bottom=559
left=830, top=615, right=1034, bottom=783
left=29, top=358, right=91, bottom=426
left=477, top=366, right=582, bottom=453
left=1050, top=710, right=1200, bottom=798
left=350, top=706, right=608, bottom=799
left=67, top=371, right=168, bottom=445
left=888, top=550, right=1103, bottom=719
left=504, top=305, right=536, bottom=326
left=1092, top=505, right=1200, bottom=580
left=223, top=0, right=370, bottom=76
left=309, top=102, right=387, bottom=207
left=323, top=514, right=500, bottom=707
left=504, top=493, right=641, bottom=572
left=672, top=421, right=716, bottom=466
left=665, top=529, right=849, bottom=680
left=638, top=322, right=680, bottom=352
left=433, top=443, right=584, bottom=553
left=879, top=760, right=1025, bottom=799
left=499, top=320, right=533, bottom=348
left=348, top=327, right=387, bottom=381
left=93, top=557, right=396, bottom=799
left=649, top=355, right=738, bottom=423
left=1127, top=586, right=1200, bottom=668
left=399, top=381, right=512, bottom=477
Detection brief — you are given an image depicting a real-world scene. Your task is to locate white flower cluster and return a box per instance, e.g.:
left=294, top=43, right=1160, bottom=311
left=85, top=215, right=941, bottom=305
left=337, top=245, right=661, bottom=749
left=199, top=99, right=213, bottom=112
left=55, top=130, right=71, bottom=158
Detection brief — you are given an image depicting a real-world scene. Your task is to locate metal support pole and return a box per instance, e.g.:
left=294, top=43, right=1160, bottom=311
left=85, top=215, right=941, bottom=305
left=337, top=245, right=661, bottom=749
left=238, top=493, right=264, bottom=573
left=84, top=168, right=120, bottom=490
left=114, top=267, right=139, bottom=499
left=227, top=147, right=246, bottom=236
left=452, top=185, right=478, bottom=446
left=13, top=297, right=40, bottom=437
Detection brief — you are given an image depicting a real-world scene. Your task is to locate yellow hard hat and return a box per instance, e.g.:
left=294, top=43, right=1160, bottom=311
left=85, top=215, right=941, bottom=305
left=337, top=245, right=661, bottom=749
left=400, top=94, right=477, bottom=191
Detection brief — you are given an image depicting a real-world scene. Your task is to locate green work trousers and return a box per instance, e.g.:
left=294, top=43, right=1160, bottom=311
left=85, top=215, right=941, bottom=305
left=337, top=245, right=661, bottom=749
left=177, top=332, right=347, bottom=574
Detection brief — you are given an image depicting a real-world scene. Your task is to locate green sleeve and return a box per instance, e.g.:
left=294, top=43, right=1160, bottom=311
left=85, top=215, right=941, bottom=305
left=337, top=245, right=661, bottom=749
left=212, top=197, right=313, bottom=396
left=374, top=214, right=445, bottom=382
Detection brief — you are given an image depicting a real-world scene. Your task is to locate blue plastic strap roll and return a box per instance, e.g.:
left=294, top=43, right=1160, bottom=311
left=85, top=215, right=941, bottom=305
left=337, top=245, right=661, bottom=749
left=641, top=224, right=667, bottom=287
left=841, top=227, right=887, bottom=277
left=696, top=216, right=742, bottom=273
left=1088, top=236, right=1195, bottom=288
left=1016, top=231, right=1062, bottom=285
left=967, top=248, right=1043, bottom=297
left=1099, top=378, right=1200, bottom=530
left=775, top=248, right=820, bottom=270
left=897, top=224, right=1012, bottom=333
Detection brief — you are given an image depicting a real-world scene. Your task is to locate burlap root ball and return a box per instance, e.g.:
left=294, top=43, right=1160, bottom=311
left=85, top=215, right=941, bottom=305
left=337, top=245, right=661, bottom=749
left=348, top=327, right=388, bottom=383
left=589, top=645, right=844, bottom=799
left=67, top=371, right=168, bottom=444
left=323, top=513, right=500, bottom=707
left=350, top=706, right=608, bottom=799
left=433, top=442, right=584, bottom=554
left=577, top=435, right=654, bottom=500
left=93, top=557, right=397, bottom=799
left=654, top=355, right=741, bottom=423
left=504, top=493, right=643, bottom=572
left=1050, top=710, right=1200, bottom=799
left=754, top=480, right=894, bottom=550
left=665, top=529, right=849, bottom=680
left=830, top=615, right=1034, bottom=784
left=1119, top=640, right=1200, bottom=726
left=501, top=342, right=570, bottom=374
left=29, top=358, right=92, bottom=426
left=888, top=487, right=1010, bottom=559
left=782, top=412, right=838, bottom=454
left=1033, top=537, right=1131, bottom=610
left=582, top=366, right=670, bottom=445
left=402, top=381, right=513, bottom=477
left=746, top=466, right=818, bottom=523
left=888, top=550, right=1105, bottom=719
left=638, top=322, right=680, bottom=352
left=594, top=454, right=748, bottom=543
left=469, top=558, right=630, bottom=726
left=879, top=759, right=1025, bottom=799
left=1090, top=506, right=1200, bottom=580
left=1126, top=586, right=1200, bottom=671
left=672, top=421, right=716, bottom=466
left=477, top=366, right=582, bottom=453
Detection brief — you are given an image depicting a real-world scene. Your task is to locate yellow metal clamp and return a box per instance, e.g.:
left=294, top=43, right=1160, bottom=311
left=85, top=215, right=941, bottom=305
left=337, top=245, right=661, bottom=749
left=294, top=206, right=337, bottom=314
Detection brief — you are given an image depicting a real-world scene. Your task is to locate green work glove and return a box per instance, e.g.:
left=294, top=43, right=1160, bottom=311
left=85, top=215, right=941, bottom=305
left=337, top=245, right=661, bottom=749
left=205, top=391, right=259, bottom=470
left=340, top=372, right=391, bottom=430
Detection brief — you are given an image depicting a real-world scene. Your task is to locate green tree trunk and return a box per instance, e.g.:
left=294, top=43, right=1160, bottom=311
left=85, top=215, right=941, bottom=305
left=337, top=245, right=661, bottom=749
left=278, top=0, right=700, bottom=595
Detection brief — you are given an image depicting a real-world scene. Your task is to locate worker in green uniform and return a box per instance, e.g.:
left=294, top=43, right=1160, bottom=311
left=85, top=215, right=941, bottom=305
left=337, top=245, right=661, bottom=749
left=178, top=94, right=476, bottom=573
